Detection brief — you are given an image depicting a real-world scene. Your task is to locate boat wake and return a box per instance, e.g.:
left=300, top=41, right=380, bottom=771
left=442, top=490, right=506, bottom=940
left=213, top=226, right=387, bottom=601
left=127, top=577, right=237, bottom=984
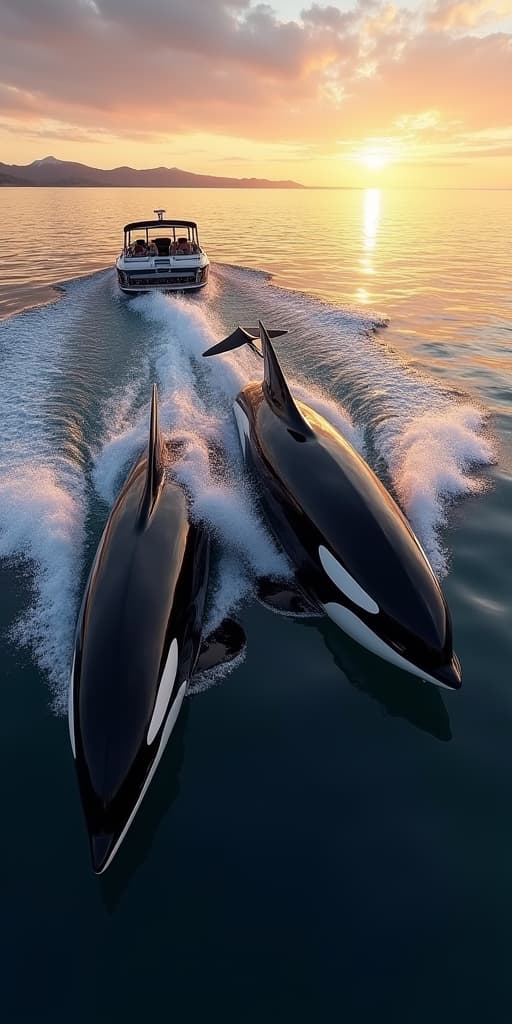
left=0, top=300, right=87, bottom=712
left=0, top=266, right=496, bottom=711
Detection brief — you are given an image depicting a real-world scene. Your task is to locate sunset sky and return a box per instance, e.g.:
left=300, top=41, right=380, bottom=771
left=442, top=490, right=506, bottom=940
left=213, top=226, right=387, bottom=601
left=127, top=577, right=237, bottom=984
left=0, top=0, right=511, bottom=187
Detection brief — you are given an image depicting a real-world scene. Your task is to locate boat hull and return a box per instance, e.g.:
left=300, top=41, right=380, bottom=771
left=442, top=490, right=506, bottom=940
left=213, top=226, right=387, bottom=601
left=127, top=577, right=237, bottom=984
left=116, top=260, right=209, bottom=294
left=118, top=281, right=208, bottom=294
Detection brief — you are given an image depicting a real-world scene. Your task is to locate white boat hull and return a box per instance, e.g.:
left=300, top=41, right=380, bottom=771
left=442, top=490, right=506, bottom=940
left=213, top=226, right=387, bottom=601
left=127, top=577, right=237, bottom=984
left=116, top=255, right=209, bottom=294
left=118, top=280, right=208, bottom=294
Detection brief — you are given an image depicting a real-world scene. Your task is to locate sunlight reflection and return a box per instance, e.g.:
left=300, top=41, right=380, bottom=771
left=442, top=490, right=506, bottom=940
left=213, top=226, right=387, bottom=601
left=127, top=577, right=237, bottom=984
left=363, top=188, right=381, bottom=252
left=357, top=188, right=381, bottom=299
left=359, top=257, right=375, bottom=274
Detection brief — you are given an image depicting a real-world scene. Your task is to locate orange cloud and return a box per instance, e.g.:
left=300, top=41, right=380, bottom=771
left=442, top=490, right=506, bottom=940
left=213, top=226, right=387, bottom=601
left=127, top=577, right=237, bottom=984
left=0, top=0, right=510, bottom=185
left=425, top=0, right=512, bottom=31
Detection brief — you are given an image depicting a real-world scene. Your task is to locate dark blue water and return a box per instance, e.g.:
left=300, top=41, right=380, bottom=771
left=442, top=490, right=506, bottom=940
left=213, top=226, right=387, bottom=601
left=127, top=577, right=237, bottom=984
left=0, top=248, right=510, bottom=1021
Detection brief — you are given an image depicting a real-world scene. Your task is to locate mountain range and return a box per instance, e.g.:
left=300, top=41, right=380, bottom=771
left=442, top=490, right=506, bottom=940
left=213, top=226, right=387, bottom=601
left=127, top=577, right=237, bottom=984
left=0, top=156, right=304, bottom=189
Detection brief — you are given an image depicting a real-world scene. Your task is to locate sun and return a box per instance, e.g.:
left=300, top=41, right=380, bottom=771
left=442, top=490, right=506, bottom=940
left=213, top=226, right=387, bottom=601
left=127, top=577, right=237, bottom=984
left=359, top=150, right=390, bottom=170
left=362, top=153, right=387, bottom=169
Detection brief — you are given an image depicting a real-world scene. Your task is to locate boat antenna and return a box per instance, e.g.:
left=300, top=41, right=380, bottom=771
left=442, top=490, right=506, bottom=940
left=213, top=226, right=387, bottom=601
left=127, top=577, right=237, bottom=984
left=153, top=208, right=166, bottom=221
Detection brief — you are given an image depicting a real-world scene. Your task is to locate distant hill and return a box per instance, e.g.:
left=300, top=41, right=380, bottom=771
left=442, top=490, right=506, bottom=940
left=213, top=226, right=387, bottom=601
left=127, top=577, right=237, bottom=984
left=0, top=170, right=30, bottom=186
left=0, top=156, right=305, bottom=189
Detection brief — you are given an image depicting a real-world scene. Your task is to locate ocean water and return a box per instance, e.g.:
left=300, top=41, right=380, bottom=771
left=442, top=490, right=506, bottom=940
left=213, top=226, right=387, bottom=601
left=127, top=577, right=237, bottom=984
left=0, top=186, right=511, bottom=1021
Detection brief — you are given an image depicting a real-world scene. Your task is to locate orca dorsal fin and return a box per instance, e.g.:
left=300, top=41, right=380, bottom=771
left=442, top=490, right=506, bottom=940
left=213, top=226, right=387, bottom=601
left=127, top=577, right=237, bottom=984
left=259, top=321, right=312, bottom=437
left=139, top=384, right=165, bottom=525
left=202, top=320, right=312, bottom=439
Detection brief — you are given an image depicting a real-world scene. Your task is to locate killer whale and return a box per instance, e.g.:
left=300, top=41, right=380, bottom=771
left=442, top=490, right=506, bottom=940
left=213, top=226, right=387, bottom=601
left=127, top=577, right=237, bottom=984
left=69, top=385, right=244, bottom=873
left=204, top=323, right=461, bottom=691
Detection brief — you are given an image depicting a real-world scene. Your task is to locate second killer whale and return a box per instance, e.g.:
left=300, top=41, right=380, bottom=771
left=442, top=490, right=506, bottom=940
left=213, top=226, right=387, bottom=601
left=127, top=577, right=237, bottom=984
left=69, top=385, right=245, bottom=874
left=204, top=322, right=462, bottom=691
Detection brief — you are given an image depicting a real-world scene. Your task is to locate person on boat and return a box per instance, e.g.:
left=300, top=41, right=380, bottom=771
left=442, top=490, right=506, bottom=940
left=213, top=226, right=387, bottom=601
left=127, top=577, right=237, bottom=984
left=176, top=236, right=192, bottom=254
left=148, top=240, right=158, bottom=255
left=133, top=239, right=147, bottom=256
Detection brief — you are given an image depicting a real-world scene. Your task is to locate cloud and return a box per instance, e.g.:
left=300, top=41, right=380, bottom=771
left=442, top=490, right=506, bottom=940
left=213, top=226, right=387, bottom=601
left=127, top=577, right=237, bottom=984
left=0, top=0, right=510, bottom=170
left=394, top=110, right=442, bottom=131
left=425, top=0, right=512, bottom=31
left=0, top=83, right=40, bottom=118
left=349, top=29, right=512, bottom=134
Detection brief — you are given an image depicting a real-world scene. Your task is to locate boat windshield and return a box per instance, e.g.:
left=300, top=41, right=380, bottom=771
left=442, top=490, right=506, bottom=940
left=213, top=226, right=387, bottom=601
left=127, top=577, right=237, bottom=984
left=123, top=223, right=200, bottom=257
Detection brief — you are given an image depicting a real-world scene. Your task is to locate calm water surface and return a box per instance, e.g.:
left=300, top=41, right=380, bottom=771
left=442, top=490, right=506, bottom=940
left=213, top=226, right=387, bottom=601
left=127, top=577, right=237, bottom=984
left=0, top=187, right=511, bottom=1022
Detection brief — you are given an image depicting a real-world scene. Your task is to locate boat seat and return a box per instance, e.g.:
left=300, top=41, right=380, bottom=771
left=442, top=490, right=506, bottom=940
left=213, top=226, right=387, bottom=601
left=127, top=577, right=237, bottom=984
left=155, top=237, right=171, bottom=255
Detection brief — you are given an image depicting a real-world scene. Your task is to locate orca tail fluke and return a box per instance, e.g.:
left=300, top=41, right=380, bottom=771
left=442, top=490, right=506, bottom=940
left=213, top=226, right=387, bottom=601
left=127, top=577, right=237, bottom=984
left=140, top=383, right=165, bottom=525
left=202, top=324, right=287, bottom=359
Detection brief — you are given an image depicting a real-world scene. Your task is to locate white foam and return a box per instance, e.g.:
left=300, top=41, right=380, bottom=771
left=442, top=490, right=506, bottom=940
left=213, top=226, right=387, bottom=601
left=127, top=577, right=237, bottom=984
left=93, top=418, right=146, bottom=504
left=0, top=298, right=87, bottom=713
left=379, top=404, right=495, bottom=575
left=0, top=465, right=84, bottom=712
left=292, top=382, right=365, bottom=453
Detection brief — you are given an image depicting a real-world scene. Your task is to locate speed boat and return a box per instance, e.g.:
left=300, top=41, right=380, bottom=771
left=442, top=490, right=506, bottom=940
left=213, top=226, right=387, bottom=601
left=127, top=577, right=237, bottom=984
left=116, top=208, right=209, bottom=294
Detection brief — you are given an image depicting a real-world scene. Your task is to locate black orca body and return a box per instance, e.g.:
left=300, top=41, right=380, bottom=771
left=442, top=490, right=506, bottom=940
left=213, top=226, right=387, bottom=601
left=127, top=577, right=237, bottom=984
left=204, top=323, right=461, bottom=691
left=69, top=386, right=210, bottom=873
